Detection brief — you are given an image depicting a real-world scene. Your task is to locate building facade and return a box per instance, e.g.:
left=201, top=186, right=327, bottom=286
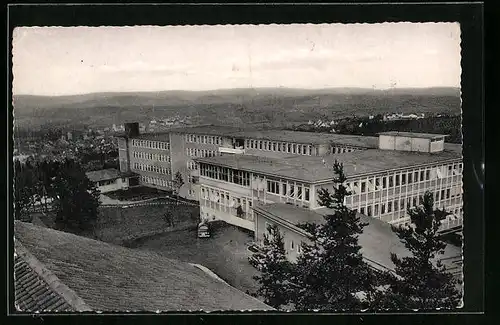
left=196, top=132, right=463, bottom=232
left=116, top=124, right=462, bottom=234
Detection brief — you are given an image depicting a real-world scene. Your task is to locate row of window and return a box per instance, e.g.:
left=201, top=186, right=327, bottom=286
left=133, top=151, right=171, bottom=162
left=96, top=179, right=118, bottom=187
left=245, top=139, right=315, bottom=156
left=187, top=160, right=199, bottom=170
left=185, top=134, right=222, bottom=145
left=186, top=148, right=219, bottom=158
left=141, top=175, right=173, bottom=188
left=266, top=179, right=311, bottom=202
left=345, top=163, right=463, bottom=195
left=332, top=146, right=358, bottom=154
left=131, top=139, right=170, bottom=150
left=200, top=163, right=250, bottom=187
left=354, top=188, right=461, bottom=218
left=133, top=162, right=171, bottom=175
left=200, top=186, right=253, bottom=217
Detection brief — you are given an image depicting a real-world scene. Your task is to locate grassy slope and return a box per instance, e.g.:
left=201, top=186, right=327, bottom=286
left=13, top=87, right=461, bottom=130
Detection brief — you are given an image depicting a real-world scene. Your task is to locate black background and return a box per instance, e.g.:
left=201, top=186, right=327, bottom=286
left=4, top=2, right=490, bottom=325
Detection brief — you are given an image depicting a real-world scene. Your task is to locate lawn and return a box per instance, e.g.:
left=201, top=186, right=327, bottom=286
left=131, top=221, right=262, bottom=297
left=96, top=203, right=199, bottom=245
left=30, top=203, right=200, bottom=246
left=105, top=186, right=172, bottom=201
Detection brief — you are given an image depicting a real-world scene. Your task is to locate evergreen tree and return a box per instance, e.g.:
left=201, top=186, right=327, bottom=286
left=13, top=159, right=35, bottom=221
left=173, top=171, right=184, bottom=196
left=291, top=161, right=375, bottom=311
left=253, top=224, right=294, bottom=309
left=52, top=158, right=101, bottom=233
left=373, top=191, right=461, bottom=310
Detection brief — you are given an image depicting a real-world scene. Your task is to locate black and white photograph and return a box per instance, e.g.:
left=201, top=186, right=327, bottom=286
left=11, top=21, right=465, bottom=312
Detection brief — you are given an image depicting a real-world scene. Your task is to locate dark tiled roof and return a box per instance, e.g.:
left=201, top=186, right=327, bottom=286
left=14, top=255, right=74, bottom=312
left=14, top=240, right=90, bottom=312
left=85, top=168, right=122, bottom=182
left=14, top=221, right=273, bottom=311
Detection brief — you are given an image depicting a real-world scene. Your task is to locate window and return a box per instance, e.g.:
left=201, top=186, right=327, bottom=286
left=282, top=183, right=287, bottom=196
left=292, top=144, right=296, bottom=154
left=375, top=178, right=381, bottom=189
left=360, top=207, right=365, bottom=215
left=381, top=203, right=386, bottom=214
left=304, top=187, right=310, bottom=201
left=374, top=204, right=379, bottom=215
left=408, top=173, right=413, bottom=183
left=420, top=171, right=425, bottom=182
left=389, top=176, right=394, bottom=188
left=395, top=174, right=400, bottom=186
left=426, top=169, right=431, bottom=180
left=382, top=177, right=387, bottom=189
left=272, top=142, right=277, bottom=151
left=446, top=188, right=451, bottom=199
left=361, top=182, right=366, bottom=193
left=267, top=180, right=280, bottom=194
left=388, top=201, right=392, bottom=213
left=402, top=173, right=407, bottom=185
left=290, top=241, right=294, bottom=250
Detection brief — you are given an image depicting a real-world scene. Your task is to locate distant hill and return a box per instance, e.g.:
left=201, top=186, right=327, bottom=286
left=12, top=87, right=461, bottom=130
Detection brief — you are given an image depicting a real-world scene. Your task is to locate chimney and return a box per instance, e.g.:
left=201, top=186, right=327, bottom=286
left=124, top=122, right=140, bottom=138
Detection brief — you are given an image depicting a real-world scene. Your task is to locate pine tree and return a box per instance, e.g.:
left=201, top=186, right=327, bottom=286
left=173, top=171, right=184, bottom=196
left=52, top=158, right=101, bottom=234
left=373, top=191, right=461, bottom=310
left=291, top=160, right=375, bottom=311
left=253, top=224, right=294, bottom=309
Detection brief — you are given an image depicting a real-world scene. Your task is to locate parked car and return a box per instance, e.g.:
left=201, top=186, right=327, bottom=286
left=197, top=222, right=210, bottom=238
left=248, top=252, right=266, bottom=271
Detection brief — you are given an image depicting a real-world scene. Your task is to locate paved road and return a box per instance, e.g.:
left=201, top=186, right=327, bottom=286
left=131, top=223, right=262, bottom=296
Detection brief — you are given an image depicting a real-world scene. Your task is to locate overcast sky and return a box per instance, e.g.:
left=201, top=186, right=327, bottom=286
left=12, top=23, right=461, bottom=96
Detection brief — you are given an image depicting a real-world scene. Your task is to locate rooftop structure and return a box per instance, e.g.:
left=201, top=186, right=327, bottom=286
left=377, top=131, right=448, bottom=140
left=196, top=147, right=461, bottom=183
left=13, top=221, right=273, bottom=312
left=378, top=131, right=450, bottom=153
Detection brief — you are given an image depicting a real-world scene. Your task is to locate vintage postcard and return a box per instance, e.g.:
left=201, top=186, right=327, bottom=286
left=12, top=22, right=463, bottom=312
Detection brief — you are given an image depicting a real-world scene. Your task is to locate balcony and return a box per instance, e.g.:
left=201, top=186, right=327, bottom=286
left=218, top=146, right=245, bottom=154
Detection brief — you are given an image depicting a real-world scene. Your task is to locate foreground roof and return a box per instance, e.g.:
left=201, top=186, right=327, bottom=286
left=14, top=222, right=273, bottom=311
left=252, top=203, right=462, bottom=273
left=196, top=147, right=462, bottom=182
left=14, top=244, right=80, bottom=312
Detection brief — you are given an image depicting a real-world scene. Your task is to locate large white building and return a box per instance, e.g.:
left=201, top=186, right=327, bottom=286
left=116, top=124, right=462, bottom=234
left=195, top=132, right=462, bottom=233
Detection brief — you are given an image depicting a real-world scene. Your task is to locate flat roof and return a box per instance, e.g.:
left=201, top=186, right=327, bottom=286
left=378, top=131, right=449, bottom=139
left=196, top=147, right=461, bottom=182
left=14, top=221, right=273, bottom=311
left=253, top=203, right=461, bottom=273
left=229, top=129, right=379, bottom=147
left=119, top=125, right=379, bottom=148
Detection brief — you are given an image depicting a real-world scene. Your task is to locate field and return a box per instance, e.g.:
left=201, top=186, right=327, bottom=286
left=13, top=87, right=461, bottom=130
left=32, top=202, right=200, bottom=246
